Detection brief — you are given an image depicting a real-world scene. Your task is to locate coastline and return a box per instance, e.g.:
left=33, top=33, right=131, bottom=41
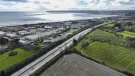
left=0, top=19, right=93, bottom=27
left=0, top=14, right=117, bottom=28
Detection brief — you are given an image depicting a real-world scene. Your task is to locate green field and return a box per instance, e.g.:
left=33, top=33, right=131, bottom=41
left=105, top=23, right=115, bottom=27
left=126, top=20, right=135, bottom=24
left=118, top=31, right=135, bottom=38
left=36, top=42, right=44, bottom=46
left=76, top=41, right=135, bottom=75
left=77, top=29, right=121, bottom=52
left=76, top=29, right=135, bottom=75
left=0, top=48, right=33, bottom=70
left=86, top=29, right=121, bottom=39
left=89, top=29, right=114, bottom=36
left=77, top=29, right=123, bottom=47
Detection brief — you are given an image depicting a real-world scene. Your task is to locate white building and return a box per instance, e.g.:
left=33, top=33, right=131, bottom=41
left=19, top=30, right=58, bottom=44
left=6, top=33, right=18, bottom=39
left=18, top=31, right=32, bottom=36
left=25, top=32, right=51, bottom=41
left=44, top=26, right=53, bottom=29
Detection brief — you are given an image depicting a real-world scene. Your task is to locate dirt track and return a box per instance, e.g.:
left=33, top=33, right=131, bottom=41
left=40, top=54, right=126, bottom=76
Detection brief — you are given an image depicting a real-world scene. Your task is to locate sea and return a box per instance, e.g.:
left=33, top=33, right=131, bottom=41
left=0, top=12, right=115, bottom=26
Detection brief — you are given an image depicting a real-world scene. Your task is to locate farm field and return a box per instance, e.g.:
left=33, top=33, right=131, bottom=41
left=76, top=29, right=123, bottom=49
left=76, top=41, right=135, bottom=75
left=0, top=48, right=33, bottom=70
left=118, top=31, right=135, bottom=38
left=87, top=29, right=115, bottom=37
left=105, top=23, right=115, bottom=27
left=87, top=29, right=123, bottom=42
left=40, top=54, right=126, bottom=76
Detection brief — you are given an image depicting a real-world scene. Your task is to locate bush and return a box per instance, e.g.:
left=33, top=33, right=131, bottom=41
left=9, top=51, right=18, bottom=56
left=81, top=42, right=89, bottom=48
left=125, top=37, right=135, bottom=48
left=0, top=70, right=5, bottom=76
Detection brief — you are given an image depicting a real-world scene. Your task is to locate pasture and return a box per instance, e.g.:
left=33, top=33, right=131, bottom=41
left=118, top=31, right=135, bottom=38
left=105, top=23, right=115, bottom=27
left=76, top=29, right=123, bottom=49
left=0, top=48, right=32, bottom=70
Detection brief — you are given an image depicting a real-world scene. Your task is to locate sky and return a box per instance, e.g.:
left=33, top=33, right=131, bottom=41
left=0, top=0, right=135, bottom=11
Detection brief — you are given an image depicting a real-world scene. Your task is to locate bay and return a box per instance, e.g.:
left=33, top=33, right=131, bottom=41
left=0, top=12, right=115, bottom=26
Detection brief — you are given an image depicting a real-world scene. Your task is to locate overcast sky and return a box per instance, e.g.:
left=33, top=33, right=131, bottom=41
left=0, top=0, right=135, bottom=11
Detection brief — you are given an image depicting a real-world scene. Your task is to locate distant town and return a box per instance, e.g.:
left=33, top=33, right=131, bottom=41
left=0, top=18, right=102, bottom=51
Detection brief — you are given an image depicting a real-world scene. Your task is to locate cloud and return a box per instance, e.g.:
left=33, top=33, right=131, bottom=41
left=119, top=0, right=135, bottom=5
left=0, top=0, right=134, bottom=11
left=2, top=0, right=28, bottom=2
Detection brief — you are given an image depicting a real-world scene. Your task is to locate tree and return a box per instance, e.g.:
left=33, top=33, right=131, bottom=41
left=113, top=23, right=122, bottom=28
left=0, top=38, right=8, bottom=45
left=125, top=37, right=135, bottom=48
left=0, top=38, right=8, bottom=50
left=14, top=38, right=20, bottom=44
left=73, top=39, right=77, bottom=46
left=127, top=22, right=132, bottom=26
left=0, top=70, right=5, bottom=76
left=81, top=42, right=89, bottom=48
left=9, top=38, right=20, bottom=49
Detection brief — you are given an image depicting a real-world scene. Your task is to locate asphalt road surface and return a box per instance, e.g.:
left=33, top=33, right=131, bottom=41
left=11, top=22, right=110, bottom=76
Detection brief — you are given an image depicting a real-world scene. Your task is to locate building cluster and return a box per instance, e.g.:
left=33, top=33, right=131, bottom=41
left=0, top=19, right=100, bottom=49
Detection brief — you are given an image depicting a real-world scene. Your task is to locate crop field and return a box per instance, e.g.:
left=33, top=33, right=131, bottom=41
left=40, top=54, right=126, bottom=76
left=76, top=29, right=123, bottom=49
left=76, top=41, right=135, bottom=75
left=87, top=29, right=115, bottom=36
left=118, top=31, right=135, bottom=38
left=105, top=23, right=115, bottom=27
left=0, top=48, right=32, bottom=70
left=89, top=29, right=123, bottom=42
